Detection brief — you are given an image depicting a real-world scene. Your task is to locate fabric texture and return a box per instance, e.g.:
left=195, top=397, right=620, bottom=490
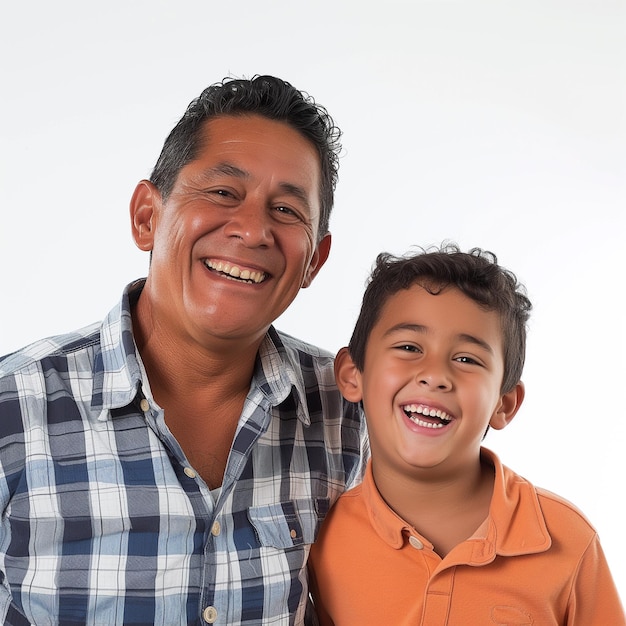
left=0, top=279, right=367, bottom=626
left=308, top=448, right=624, bottom=625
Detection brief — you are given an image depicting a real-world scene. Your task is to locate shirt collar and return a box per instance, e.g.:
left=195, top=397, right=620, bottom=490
left=362, top=460, right=421, bottom=550
left=363, top=448, right=552, bottom=562
left=252, top=327, right=312, bottom=426
left=481, top=447, right=551, bottom=558
left=91, top=279, right=145, bottom=414
left=92, top=280, right=309, bottom=425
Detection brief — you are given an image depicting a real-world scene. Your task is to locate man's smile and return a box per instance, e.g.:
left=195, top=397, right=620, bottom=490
left=203, top=259, right=268, bottom=284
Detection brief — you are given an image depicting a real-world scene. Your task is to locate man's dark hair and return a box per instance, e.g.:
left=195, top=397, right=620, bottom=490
left=348, top=244, right=532, bottom=393
left=149, top=75, right=342, bottom=241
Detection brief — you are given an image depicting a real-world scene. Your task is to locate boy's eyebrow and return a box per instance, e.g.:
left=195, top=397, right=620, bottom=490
left=383, top=323, right=427, bottom=337
left=201, top=162, right=313, bottom=211
left=384, top=324, right=494, bottom=354
left=457, top=333, right=494, bottom=355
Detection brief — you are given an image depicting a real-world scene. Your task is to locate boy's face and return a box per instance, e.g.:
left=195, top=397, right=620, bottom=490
left=336, top=284, right=523, bottom=481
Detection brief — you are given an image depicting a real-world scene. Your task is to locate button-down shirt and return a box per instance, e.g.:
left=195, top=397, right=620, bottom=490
left=309, top=448, right=624, bottom=625
left=0, top=280, right=368, bottom=626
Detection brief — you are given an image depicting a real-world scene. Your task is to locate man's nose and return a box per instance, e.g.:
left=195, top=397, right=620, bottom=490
left=224, top=200, right=274, bottom=247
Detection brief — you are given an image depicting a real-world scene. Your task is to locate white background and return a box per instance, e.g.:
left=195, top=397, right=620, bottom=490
left=1, top=0, right=624, bottom=597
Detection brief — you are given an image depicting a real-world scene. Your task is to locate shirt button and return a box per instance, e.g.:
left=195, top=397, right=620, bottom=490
left=290, top=529, right=297, bottom=539
left=203, top=606, right=218, bottom=623
left=139, top=399, right=150, bottom=412
left=409, top=536, right=424, bottom=550
left=184, top=467, right=197, bottom=479
left=211, top=521, right=221, bottom=537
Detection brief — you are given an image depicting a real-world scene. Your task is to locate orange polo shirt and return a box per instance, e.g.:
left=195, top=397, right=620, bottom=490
left=308, top=448, right=624, bottom=625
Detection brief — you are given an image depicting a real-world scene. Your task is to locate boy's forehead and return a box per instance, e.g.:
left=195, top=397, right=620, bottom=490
left=375, top=283, right=505, bottom=345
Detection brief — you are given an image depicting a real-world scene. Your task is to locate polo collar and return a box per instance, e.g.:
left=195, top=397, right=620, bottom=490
left=364, top=448, right=552, bottom=564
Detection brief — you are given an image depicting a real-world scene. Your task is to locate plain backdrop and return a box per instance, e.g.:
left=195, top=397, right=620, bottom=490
left=1, top=0, right=624, bottom=597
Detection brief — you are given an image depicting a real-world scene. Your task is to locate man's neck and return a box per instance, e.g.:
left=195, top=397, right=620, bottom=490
left=131, top=293, right=265, bottom=407
left=130, top=297, right=268, bottom=489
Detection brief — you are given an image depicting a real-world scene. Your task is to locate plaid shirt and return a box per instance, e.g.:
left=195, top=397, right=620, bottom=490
left=0, top=280, right=367, bottom=626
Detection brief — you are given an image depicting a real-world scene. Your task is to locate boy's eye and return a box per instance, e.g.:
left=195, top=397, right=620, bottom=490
left=455, top=355, right=480, bottom=365
left=395, top=344, right=421, bottom=353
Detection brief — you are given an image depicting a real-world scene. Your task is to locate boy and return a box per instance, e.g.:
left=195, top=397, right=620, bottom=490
left=308, top=245, right=624, bottom=625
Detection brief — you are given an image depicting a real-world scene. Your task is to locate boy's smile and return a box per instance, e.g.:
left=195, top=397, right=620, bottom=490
left=337, top=284, right=522, bottom=484
left=402, top=402, right=454, bottom=429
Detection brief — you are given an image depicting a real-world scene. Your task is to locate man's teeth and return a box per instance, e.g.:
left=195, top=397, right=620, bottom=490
left=403, top=404, right=452, bottom=429
left=205, top=260, right=266, bottom=284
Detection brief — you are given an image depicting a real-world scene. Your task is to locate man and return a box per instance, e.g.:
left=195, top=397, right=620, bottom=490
left=0, top=76, right=367, bottom=625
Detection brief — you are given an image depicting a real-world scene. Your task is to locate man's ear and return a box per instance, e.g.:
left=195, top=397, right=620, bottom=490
left=130, top=180, right=160, bottom=252
left=334, top=346, right=363, bottom=402
left=490, top=381, right=525, bottom=431
left=302, top=232, right=332, bottom=288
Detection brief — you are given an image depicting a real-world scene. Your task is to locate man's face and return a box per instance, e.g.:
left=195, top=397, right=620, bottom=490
left=132, top=114, right=330, bottom=348
left=340, top=285, right=519, bottom=483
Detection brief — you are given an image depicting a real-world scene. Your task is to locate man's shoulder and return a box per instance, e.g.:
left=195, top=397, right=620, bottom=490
left=0, top=280, right=141, bottom=383
left=271, top=329, right=337, bottom=395
left=0, top=322, right=102, bottom=379
left=274, top=329, right=334, bottom=361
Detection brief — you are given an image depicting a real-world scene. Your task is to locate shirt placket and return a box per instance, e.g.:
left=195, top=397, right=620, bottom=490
left=405, top=535, right=455, bottom=626
left=142, top=398, right=219, bottom=624
left=199, top=394, right=273, bottom=625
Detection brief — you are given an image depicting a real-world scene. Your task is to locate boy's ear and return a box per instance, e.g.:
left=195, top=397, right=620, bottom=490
left=489, top=381, right=525, bottom=431
left=130, top=180, right=160, bottom=252
left=334, top=347, right=363, bottom=402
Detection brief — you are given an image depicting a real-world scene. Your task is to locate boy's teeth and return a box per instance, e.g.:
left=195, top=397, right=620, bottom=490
left=403, top=404, right=452, bottom=423
left=409, top=417, right=447, bottom=429
left=205, top=260, right=266, bottom=284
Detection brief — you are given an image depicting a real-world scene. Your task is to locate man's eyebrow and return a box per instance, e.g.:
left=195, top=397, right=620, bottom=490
left=277, top=181, right=312, bottom=211
left=383, top=324, right=494, bottom=354
left=202, top=162, right=250, bottom=180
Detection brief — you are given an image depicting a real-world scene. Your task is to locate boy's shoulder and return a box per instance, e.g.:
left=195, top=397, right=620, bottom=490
left=500, top=458, right=599, bottom=549
left=533, top=485, right=597, bottom=536
left=489, top=450, right=599, bottom=554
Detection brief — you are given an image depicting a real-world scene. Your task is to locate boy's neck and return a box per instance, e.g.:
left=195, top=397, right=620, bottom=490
left=372, top=455, right=495, bottom=558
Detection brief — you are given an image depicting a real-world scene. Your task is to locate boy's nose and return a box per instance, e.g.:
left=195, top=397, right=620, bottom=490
left=416, top=365, right=452, bottom=391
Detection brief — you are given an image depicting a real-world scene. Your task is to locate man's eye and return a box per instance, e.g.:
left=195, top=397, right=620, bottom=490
left=273, top=206, right=302, bottom=222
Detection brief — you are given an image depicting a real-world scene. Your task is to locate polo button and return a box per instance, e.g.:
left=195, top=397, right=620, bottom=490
left=409, top=536, right=424, bottom=550
left=139, top=399, right=150, bottom=412
left=211, top=521, right=221, bottom=537
left=290, top=529, right=297, bottom=539
left=203, top=606, right=218, bottom=623
left=184, top=467, right=197, bottom=479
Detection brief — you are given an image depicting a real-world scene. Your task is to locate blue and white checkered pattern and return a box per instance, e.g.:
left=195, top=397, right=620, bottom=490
left=0, top=280, right=367, bottom=625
